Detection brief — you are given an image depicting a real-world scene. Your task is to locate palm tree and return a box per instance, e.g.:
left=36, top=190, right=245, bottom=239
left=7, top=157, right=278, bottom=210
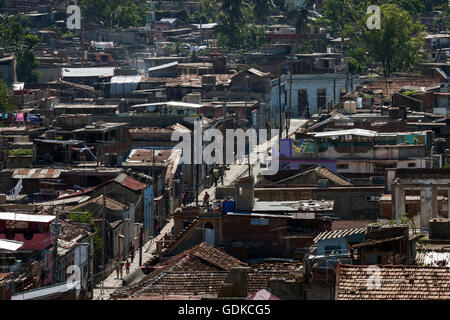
left=252, top=0, right=275, bottom=25
left=221, top=0, right=250, bottom=26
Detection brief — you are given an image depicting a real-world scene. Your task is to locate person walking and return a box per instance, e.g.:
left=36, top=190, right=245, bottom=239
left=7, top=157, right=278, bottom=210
left=203, top=192, right=210, bottom=206
left=125, top=260, right=130, bottom=275
left=181, top=191, right=186, bottom=207
left=129, top=243, right=135, bottom=263
left=114, top=260, right=120, bottom=279
left=219, top=166, right=225, bottom=184
left=213, top=171, right=219, bottom=187
left=119, top=260, right=124, bottom=279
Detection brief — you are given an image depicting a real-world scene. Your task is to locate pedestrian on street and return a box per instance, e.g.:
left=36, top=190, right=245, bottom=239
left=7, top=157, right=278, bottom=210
left=125, top=260, right=130, bottom=275
left=203, top=192, right=210, bottom=206
left=119, top=260, right=124, bottom=279
left=181, top=191, right=186, bottom=207
left=130, top=249, right=135, bottom=263
left=213, top=171, right=219, bottom=187
left=114, top=260, right=120, bottom=279
left=219, top=167, right=225, bottom=184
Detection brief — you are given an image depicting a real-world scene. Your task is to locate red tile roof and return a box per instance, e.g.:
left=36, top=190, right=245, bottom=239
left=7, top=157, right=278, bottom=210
left=337, top=264, right=450, bottom=300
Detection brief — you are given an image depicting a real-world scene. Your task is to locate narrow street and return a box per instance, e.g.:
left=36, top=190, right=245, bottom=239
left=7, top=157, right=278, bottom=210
left=93, top=119, right=306, bottom=300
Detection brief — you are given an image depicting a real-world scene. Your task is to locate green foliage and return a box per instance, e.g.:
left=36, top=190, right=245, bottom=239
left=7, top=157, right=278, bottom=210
left=80, top=0, right=149, bottom=29
left=67, top=209, right=103, bottom=255
left=192, top=0, right=221, bottom=23
left=0, top=80, right=17, bottom=112
left=294, top=39, right=315, bottom=54
left=251, top=0, right=275, bottom=24
left=0, top=15, right=40, bottom=83
left=9, top=148, right=32, bottom=156
left=344, top=3, right=426, bottom=77
left=402, top=90, right=419, bottom=96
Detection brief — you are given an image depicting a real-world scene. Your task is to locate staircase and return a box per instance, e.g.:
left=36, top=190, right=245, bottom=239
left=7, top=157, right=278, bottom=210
left=155, top=218, right=200, bottom=256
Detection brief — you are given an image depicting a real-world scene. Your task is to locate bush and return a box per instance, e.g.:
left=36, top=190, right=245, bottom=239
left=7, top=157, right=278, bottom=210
left=9, top=148, right=32, bottom=156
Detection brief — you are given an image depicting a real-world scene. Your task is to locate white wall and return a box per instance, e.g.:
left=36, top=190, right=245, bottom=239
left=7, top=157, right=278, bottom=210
left=289, top=73, right=356, bottom=116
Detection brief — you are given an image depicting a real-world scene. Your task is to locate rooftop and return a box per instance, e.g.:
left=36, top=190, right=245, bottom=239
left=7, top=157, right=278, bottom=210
left=337, top=265, right=450, bottom=300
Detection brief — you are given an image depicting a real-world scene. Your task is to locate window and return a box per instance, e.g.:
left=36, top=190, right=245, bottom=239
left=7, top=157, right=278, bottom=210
left=408, top=162, right=416, bottom=168
left=337, top=163, right=349, bottom=170
left=366, top=196, right=381, bottom=202
left=250, top=218, right=269, bottom=226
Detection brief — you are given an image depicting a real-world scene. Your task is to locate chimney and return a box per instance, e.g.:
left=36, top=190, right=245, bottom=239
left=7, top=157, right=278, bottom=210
left=0, top=48, right=5, bottom=58
left=218, top=267, right=250, bottom=297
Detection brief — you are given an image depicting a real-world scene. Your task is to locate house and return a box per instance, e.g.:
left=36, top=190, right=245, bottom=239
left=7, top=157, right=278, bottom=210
left=110, top=242, right=298, bottom=300
left=288, top=53, right=356, bottom=116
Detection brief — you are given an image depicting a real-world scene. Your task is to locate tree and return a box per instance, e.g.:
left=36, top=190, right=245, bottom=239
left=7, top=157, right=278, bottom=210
left=221, top=0, right=251, bottom=26
left=295, top=7, right=312, bottom=39
left=0, top=80, right=17, bottom=112
left=0, top=15, right=40, bottom=84
left=80, top=0, right=148, bottom=29
left=251, top=0, right=275, bottom=24
left=16, top=34, right=40, bottom=83
left=347, top=4, right=426, bottom=77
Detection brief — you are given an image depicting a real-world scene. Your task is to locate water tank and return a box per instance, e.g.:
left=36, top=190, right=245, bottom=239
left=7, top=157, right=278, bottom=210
left=222, top=200, right=235, bottom=214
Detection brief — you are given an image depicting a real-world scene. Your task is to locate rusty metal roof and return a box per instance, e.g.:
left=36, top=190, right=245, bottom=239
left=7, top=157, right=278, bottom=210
left=313, top=227, right=367, bottom=243
left=12, top=168, right=62, bottom=179
left=114, top=174, right=148, bottom=191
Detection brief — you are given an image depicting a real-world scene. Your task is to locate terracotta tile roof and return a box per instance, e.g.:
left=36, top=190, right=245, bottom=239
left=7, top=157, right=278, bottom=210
left=113, top=243, right=246, bottom=298
left=337, top=265, right=450, bottom=300
left=112, top=243, right=297, bottom=298
left=121, top=270, right=291, bottom=298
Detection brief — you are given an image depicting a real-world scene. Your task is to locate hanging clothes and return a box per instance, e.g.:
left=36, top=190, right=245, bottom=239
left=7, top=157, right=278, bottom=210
left=16, top=113, right=24, bottom=122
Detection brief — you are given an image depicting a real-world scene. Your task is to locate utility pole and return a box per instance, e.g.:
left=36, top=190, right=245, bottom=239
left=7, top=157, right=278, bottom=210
left=52, top=209, right=60, bottom=284
left=278, top=76, right=282, bottom=142
left=139, top=226, right=143, bottom=266
left=100, top=191, right=106, bottom=294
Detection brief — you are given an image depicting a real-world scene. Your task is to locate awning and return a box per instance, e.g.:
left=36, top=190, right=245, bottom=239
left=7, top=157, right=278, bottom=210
left=0, top=212, right=55, bottom=223
left=0, top=239, right=24, bottom=252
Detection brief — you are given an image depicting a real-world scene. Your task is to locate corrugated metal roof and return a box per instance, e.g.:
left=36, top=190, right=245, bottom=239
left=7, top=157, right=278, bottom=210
left=309, top=129, right=378, bottom=138
left=114, top=174, right=148, bottom=191
left=416, top=250, right=450, bottom=267
left=111, top=75, right=142, bottom=84
left=149, top=61, right=178, bottom=72
left=0, top=239, right=24, bottom=252
left=0, top=212, right=55, bottom=223
left=62, top=67, right=115, bottom=78
left=313, top=227, right=367, bottom=243
left=12, top=168, right=62, bottom=179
